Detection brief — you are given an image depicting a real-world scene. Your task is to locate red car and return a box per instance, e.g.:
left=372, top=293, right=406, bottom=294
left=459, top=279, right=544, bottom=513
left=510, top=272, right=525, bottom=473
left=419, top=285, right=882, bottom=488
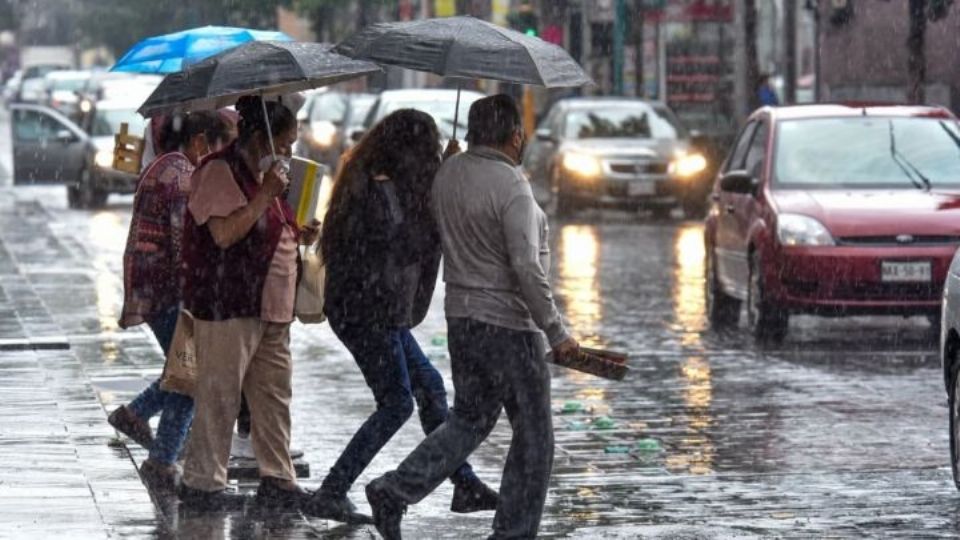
left=704, top=104, right=960, bottom=342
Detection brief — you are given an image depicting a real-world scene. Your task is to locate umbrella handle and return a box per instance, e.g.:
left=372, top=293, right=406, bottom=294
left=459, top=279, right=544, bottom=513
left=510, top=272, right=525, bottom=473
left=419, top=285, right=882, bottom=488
left=452, top=81, right=461, bottom=142
left=261, top=93, right=277, bottom=162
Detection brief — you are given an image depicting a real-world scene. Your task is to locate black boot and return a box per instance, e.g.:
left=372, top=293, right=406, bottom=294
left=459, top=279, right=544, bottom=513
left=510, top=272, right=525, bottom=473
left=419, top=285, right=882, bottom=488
left=256, top=477, right=313, bottom=510
left=177, top=483, right=249, bottom=511
left=305, top=488, right=374, bottom=524
left=366, top=477, right=406, bottom=540
left=450, top=477, right=499, bottom=513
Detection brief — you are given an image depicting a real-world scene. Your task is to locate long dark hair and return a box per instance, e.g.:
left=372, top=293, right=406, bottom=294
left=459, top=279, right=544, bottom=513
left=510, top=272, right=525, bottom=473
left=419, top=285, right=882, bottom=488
left=321, top=108, right=441, bottom=263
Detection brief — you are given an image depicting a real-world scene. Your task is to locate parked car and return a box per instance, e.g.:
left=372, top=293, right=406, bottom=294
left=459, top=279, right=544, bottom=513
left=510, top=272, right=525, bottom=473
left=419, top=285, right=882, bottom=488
left=295, top=90, right=357, bottom=168
left=9, top=100, right=142, bottom=208
left=523, top=97, right=709, bottom=218
left=705, top=104, right=960, bottom=343
left=360, top=88, right=485, bottom=149
left=43, top=70, right=91, bottom=118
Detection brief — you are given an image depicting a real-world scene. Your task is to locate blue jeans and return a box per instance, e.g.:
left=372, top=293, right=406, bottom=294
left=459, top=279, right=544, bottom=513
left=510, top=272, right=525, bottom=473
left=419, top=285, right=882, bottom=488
left=127, top=306, right=195, bottom=465
left=321, top=319, right=478, bottom=497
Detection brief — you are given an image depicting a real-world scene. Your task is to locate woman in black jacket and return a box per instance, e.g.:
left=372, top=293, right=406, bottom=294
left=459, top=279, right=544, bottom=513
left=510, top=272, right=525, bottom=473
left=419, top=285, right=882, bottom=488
left=307, top=109, right=498, bottom=523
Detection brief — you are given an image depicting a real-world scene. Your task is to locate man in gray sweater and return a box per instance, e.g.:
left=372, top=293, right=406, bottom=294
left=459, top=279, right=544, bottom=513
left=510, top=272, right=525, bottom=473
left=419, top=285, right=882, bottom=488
left=366, top=94, right=579, bottom=540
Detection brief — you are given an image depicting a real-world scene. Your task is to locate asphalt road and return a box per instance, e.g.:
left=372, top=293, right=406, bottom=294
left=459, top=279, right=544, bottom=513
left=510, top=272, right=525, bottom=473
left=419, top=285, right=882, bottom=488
left=2, top=95, right=957, bottom=536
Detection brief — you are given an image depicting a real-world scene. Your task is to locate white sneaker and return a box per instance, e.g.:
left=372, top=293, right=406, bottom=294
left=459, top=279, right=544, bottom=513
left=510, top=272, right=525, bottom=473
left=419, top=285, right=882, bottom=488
left=230, top=432, right=304, bottom=460
left=230, top=432, right=256, bottom=460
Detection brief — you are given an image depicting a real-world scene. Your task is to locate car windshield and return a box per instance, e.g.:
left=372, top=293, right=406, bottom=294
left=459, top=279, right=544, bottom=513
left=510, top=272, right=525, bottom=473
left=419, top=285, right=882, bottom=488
left=564, top=105, right=684, bottom=140
left=346, top=95, right=377, bottom=128
left=773, top=117, right=960, bottom=189
left=378, top=95, right=481, bottom=137
left=309, top=93, right=346, bottom=123
left=91, top=107, right=145, bottom=137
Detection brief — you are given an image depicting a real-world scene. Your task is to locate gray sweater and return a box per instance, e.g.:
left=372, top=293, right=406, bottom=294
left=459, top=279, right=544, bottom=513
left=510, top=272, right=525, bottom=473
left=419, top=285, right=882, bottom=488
left=432, top=145, right=570, bottom=346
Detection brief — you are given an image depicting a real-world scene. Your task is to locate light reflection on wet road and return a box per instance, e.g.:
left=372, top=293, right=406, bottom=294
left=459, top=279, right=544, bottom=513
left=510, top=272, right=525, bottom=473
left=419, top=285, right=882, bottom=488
left=10, top=186, right=959, bottom=538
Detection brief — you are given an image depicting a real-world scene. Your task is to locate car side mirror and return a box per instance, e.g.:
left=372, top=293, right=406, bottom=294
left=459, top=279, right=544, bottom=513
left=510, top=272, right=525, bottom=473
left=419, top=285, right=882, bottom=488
left=535, top=128, right=556, bottom=143
left=719, top=169, right=758, bottom=195
left=55, top=129, right=75, bottom=143
left=350, top=129, right=364, bottom=142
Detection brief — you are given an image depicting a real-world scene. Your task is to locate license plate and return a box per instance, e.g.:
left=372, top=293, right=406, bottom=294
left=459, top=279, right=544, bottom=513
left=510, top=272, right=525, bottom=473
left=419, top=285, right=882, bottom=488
left=627, top=182, right=655, bottom=196
left=881, top=261, right=931, bottom=282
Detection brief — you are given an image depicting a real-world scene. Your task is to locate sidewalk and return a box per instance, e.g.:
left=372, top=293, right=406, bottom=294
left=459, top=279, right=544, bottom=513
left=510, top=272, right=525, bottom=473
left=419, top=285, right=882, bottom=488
left=0, top=194, right=158, bottom=539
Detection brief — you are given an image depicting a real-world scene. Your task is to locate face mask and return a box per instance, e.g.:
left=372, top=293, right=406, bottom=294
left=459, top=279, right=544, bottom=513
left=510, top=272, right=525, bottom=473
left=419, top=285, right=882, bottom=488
left=258, top=154, right=291, bottom=174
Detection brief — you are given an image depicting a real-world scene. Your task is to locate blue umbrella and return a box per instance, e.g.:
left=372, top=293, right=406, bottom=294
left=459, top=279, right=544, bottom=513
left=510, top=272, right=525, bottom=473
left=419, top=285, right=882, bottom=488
left=111, top=25, right=294, bottom=74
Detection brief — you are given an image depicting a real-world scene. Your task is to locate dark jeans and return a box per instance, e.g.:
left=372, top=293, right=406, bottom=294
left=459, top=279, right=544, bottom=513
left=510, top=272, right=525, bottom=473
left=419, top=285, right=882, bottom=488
left=127, top=306, right=195, bottom=464
left=378, top=318, right=553, bottom=540
left=321, top=317, right=478, bottom=497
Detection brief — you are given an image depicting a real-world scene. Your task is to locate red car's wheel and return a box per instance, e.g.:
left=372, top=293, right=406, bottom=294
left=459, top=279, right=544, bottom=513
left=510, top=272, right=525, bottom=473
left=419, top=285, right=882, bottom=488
left=748, top=251, right=788, bottom=343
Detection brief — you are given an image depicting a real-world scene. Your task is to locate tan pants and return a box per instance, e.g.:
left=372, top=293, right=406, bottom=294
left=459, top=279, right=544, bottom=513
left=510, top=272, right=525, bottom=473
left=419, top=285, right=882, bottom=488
left=182, top=317, right=296, bottom=492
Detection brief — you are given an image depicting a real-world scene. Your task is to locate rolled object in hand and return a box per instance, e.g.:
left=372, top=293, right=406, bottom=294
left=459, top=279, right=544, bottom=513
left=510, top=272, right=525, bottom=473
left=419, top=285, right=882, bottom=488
left=547, top=347, right=629, bottom=381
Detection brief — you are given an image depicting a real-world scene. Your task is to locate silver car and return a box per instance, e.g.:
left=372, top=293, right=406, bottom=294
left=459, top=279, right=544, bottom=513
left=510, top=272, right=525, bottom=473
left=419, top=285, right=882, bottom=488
left=523, top=97, right=709, bottom=218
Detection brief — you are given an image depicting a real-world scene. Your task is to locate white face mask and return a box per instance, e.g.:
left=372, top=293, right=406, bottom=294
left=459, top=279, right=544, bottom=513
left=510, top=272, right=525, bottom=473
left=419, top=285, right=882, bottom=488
left=258, top=154, right=291, bottom=174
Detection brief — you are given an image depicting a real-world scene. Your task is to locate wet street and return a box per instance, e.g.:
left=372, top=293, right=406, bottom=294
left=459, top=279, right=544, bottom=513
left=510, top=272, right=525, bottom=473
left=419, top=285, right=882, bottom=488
left=0, top=92, right=956, bottom=537
left=0, top=172, right=956, bottom=539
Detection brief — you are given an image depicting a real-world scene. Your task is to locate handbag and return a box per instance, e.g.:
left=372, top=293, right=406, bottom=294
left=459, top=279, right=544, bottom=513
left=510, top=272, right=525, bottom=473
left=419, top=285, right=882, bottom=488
left=160, top=310, right=196, bottom=396
left=295, top=244, right=326, bottom=324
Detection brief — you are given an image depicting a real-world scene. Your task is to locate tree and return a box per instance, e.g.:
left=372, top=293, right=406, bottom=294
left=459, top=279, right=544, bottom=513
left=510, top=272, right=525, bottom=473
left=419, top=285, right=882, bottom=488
left=75, top=0, right=282, bottom=58
left=293, top=0, right=396, bottom=43
left=906, top=0, right=952, bottom=103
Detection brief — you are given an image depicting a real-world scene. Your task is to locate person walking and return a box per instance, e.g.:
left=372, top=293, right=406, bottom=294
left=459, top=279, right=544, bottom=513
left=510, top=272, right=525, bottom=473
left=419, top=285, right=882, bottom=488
left=111, top=111, right=230, bottom=492
left=306, top=109, right=498, bottom=524
left=365, top=95, right=579, bottom=540
left=177, top=95, right=319, bottom=511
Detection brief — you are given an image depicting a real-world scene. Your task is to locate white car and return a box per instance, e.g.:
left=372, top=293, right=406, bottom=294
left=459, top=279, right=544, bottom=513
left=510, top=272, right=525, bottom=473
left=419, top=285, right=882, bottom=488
left=360, top=88, right=486, bottom=148
left=940, top=248, right=960, bottom=489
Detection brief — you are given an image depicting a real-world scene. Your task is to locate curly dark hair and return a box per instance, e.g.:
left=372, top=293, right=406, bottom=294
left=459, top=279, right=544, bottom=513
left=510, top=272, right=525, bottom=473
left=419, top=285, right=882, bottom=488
left=321, top=108, right=441, bottom=263
left=158, top=111, right=229, bottom=154
left=234, top=95, right=297, bottom=144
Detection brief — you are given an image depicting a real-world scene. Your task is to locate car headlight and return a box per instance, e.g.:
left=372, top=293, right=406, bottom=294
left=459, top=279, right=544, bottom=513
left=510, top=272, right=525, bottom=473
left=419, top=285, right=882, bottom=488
left=95, top=149, right=114, bottom=169
left=311, top=121, right=336, bottom=148
left=562, top=152, right=602, bottom=177
left=777, top=213, right=835, bottom=246
left=669, top=151, right=708, bottom=178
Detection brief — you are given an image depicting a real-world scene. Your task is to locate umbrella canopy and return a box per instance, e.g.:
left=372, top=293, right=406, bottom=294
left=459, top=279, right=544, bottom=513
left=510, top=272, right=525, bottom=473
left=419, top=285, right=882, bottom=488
left=112, top=25, right=293, bottom=74
left=138, top=41, right=381, bottom=117
left=333, top=16, right=592, bottom=88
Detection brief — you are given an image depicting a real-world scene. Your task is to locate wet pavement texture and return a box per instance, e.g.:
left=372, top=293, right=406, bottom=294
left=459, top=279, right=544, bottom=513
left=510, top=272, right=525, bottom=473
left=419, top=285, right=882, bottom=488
left=0, top=179, right=958, bottom=538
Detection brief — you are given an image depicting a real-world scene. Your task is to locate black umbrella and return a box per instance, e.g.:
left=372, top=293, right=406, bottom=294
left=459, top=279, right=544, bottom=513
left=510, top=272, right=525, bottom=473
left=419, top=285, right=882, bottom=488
left=139, top=41, right=381, bottom=159
left=334, top=16, right=592, bottom=139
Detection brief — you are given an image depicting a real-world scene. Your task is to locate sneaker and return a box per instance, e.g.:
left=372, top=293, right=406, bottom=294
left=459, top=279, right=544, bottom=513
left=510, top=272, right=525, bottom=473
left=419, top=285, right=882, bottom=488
left=230, top=432, right=305, bottom=460
left=304, top=489, right=374, bottom=524
left=256, top=476, right=313, bottom=510
left=108, top=405, right=153, bottom=450
left=366, top=477, right=406, bottom=540
left=139, top=458, right=178, bottom=493
left=450, top=478, right=499, bottom=513
left=177, top=483, right=249, bottom=511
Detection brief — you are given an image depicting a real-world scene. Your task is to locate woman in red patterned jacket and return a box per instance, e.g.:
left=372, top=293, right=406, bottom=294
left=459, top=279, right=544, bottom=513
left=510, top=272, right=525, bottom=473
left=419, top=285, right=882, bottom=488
left=109, top=111, right=230, bottom=491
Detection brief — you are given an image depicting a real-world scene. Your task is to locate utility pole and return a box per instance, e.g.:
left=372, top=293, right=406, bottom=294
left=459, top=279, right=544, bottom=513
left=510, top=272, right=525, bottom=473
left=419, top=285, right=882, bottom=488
left=783, top=0, right=797, bottom=104
left=633, top=0, right=644, bottom=97
left=612, top=0, right=626, bottom=95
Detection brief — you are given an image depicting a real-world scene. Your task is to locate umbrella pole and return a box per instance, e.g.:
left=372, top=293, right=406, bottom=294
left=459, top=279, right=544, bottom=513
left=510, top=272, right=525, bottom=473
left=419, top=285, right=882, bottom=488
left=452, top=81, right=462, bottom=142
left=261, top=93, right=277, bottom=161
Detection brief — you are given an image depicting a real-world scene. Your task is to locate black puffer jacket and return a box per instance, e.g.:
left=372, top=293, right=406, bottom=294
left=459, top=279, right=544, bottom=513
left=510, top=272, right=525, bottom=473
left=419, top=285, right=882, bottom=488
left=323, top=169, right=440, bottom=330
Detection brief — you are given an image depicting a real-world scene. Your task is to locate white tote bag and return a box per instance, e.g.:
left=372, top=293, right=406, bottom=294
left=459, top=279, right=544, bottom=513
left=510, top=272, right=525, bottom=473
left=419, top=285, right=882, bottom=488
left=295, top=245, right=326, bottom=324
